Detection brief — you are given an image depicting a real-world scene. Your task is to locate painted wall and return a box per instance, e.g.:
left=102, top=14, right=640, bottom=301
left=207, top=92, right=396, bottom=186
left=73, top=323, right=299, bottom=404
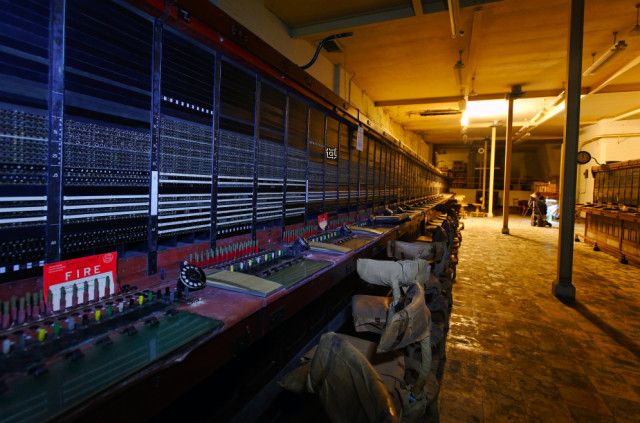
left=434, top=150, right=470, bottom=170
left=214, top=0, right=432, bottom=162
left=447, top=188, right=533, bottom=211
left=436, top=144, right=562, bottom=188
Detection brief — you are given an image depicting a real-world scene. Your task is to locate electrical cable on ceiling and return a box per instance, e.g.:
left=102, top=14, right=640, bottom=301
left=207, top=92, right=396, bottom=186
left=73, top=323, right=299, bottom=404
left=300, top=32, right=353, bottom=70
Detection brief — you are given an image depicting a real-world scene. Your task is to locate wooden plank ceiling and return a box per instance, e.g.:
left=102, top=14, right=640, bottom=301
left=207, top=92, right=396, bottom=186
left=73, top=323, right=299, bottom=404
left=265, top=0, right=640, bottom=145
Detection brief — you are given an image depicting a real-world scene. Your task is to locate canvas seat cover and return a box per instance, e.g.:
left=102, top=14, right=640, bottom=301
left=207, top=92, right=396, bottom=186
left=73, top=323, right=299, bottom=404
left=387, top=240, right=435, bottom=261
left=357, top=258, right=430, bottom=292
left=352, top=283, right=432, bottom=352
left=308, top=332, right=401, bottom=423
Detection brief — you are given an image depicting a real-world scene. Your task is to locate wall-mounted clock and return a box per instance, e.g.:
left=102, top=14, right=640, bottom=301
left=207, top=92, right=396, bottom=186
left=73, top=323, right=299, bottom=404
left=577, top=151, right=592, bottom=165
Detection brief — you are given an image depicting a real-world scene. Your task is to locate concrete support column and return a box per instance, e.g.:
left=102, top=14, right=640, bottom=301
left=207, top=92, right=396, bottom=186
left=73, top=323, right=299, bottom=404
left=552, top=0, right=584, bottom=304
left=502, top=96, right=514, bottom=234
left=482, top=138, right=487, bottom=211
left=488, top=123, right=497, bottom=217
left=333, top=65, right=342, bottom=96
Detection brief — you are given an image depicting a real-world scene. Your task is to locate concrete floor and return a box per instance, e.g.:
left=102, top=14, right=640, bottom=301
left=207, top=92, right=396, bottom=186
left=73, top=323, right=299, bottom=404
left=439, top=215, right=640, bottom=423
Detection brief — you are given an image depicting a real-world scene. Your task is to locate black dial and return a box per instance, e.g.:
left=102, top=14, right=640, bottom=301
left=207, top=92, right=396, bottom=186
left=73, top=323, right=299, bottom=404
left=178, top=263, right=207, bottom=291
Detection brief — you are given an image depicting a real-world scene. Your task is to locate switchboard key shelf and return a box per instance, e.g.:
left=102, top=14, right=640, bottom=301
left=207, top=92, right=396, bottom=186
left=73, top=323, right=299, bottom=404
left=0, top=284, right=223, bottom=423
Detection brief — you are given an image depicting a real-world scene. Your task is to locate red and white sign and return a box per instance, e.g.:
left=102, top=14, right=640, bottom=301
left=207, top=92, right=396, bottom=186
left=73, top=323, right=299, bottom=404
left=318, top=213, right=328, bottom=230
left=44, top=252, right=118, bottom=311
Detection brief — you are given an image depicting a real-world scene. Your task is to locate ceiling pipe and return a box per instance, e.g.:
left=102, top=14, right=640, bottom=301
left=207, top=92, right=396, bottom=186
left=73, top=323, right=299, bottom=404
left=513, top=54, right=640, bottom=145
left=447, top=0, right=462, bottom=37
left=611, top=106, right=640, bottom=121
left=579, top=132, right=640, bottom=147
left=513, top=91, right=565, bottom=144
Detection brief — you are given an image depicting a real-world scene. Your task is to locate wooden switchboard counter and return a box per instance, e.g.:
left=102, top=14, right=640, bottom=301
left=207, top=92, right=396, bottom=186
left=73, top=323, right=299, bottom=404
left=577, top=205, right=640, bottom=265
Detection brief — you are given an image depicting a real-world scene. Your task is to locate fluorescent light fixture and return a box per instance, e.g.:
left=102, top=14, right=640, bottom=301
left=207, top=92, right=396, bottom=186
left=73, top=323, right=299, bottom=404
left=583, top=40, right=628, bottom=76
left=447, top=0, right=461, bottom=37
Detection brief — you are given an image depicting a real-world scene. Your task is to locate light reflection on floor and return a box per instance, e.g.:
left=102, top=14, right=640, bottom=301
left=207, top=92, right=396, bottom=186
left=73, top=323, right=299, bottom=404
left=440, top=215, right=640, bottom=422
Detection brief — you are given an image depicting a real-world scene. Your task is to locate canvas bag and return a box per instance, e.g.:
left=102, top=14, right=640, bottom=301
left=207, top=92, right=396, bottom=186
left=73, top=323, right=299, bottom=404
left=377, top=283, right=431, bottom=352
left=308, top=332, right=401, bottom=423
left=352, top=278, right=432, bottom=352
left=387, top=240, right=444, bottom=261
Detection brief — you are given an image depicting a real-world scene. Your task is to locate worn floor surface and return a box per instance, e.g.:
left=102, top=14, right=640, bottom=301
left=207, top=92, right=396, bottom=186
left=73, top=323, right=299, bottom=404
left=439, top=215, right=640, bottom=423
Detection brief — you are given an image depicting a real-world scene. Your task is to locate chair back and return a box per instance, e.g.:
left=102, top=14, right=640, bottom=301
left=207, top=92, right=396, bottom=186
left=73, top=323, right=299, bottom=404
left=357, top=258, right=429, bottom=299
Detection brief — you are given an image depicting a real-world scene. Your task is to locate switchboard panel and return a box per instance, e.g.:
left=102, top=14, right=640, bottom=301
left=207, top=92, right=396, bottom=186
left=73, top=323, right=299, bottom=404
left=216, top=60, right=256, bottom=239
left=257, top=82, right=285, bottom=228
left=307, top=108, right=325, bottom=219
left=399, top=154, right=404, bottom=201
left=380, top=145, right=388, bottom=206
left=324, top=116, right=339, bottom=215
left=366, top=136, right=375, bottom=209
left=374, top=140, right=382, bottom=208
left=62, top=0, right=152, bottom=258
left=285, top=96, right=307, bottom=226
left=349, top=130, right=360, bottom=212
left=338, top=122, right=350, bottom=212
left=359, top=135, right=368, bottom=209
left=0, top=0, right=50, bottom=282
left=0, top=0, right=449, bottom=285
left=158, top=29, right=214, bottom=241
left=390, top=150, right=398, bottom=204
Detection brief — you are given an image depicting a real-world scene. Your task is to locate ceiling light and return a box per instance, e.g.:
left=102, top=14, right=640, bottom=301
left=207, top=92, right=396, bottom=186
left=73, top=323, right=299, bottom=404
left=631, top=4, right=640, bottom=37
left=466, top=99, right=507, bottom=118
left=460, top=110, right=469, bottom=127
left=583, top=33, right=627, bottom=76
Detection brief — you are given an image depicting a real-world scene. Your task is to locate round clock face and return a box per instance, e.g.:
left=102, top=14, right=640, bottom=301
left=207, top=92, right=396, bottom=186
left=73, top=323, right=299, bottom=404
left=577, top=151, right=591, bottom=165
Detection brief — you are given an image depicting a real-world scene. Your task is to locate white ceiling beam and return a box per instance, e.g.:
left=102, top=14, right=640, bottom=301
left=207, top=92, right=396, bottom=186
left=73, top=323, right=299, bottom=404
left=290, top=6, right=414, bottom=38
left=289, top=0, right=502, bottom=38
left=375, top=89, right=569, bottom=107
left=375, top=83, right=640, bottom=108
